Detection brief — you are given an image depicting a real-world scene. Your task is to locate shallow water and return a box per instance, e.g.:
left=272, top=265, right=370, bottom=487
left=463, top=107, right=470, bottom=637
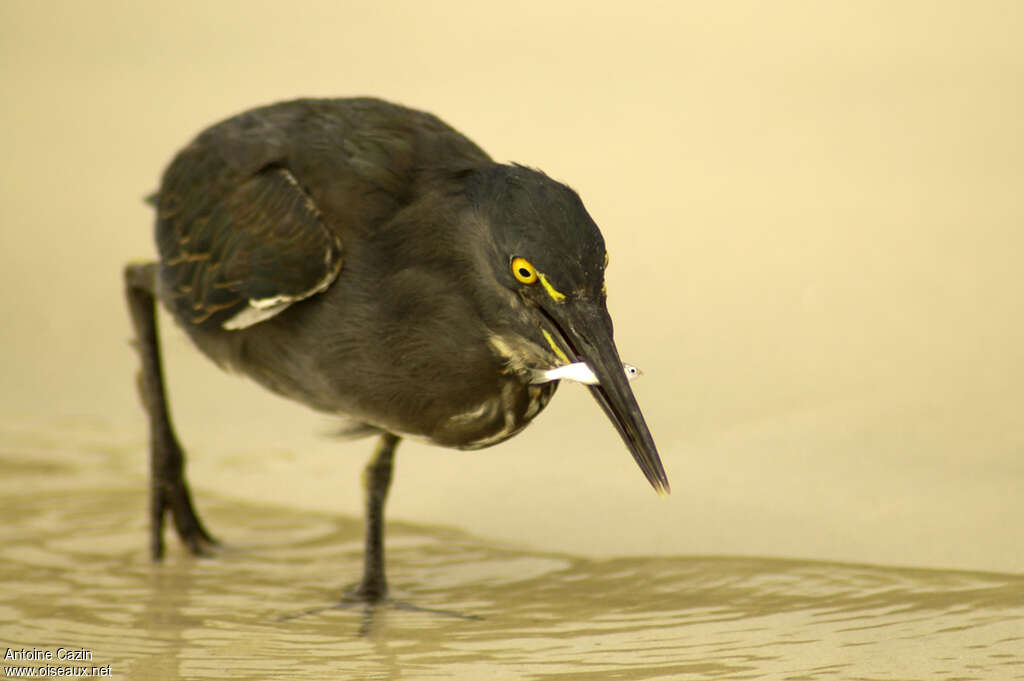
left=2, top=426, right=1022, bottom=681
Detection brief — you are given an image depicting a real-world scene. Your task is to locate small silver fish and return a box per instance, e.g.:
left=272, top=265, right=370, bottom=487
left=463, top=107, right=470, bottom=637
left=531, top=361, right=641, bottom=386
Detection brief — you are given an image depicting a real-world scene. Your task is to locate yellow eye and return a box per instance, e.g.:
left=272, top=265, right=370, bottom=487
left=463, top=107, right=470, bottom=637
left=511, top=257, right=538, bottom=285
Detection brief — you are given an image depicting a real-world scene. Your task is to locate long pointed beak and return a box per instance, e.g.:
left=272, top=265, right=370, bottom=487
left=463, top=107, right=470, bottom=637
left=542, top=302, right=670, bottom=495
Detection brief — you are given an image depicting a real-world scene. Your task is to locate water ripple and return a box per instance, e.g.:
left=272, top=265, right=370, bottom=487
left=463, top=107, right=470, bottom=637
left=1, top=436, right=1022, bottom=680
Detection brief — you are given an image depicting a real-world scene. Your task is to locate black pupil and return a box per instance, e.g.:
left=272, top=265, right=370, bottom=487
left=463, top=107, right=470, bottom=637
left=519, top=267, right=530, bottom=278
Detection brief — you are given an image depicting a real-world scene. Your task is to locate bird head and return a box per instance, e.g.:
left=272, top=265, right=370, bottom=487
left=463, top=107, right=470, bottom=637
left=463, top=165, right=670, bottom=495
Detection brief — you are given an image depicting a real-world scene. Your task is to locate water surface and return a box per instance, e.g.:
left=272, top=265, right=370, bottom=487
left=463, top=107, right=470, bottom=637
left=2, top=425, right=1021, bottom=680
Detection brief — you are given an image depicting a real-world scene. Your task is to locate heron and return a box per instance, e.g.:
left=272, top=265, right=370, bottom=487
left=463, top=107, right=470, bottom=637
left=124, top=97, right=669, bottom=603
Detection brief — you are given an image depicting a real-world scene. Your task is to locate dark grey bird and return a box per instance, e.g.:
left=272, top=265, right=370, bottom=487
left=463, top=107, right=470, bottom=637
left=124, top=97, right=668, bottom=604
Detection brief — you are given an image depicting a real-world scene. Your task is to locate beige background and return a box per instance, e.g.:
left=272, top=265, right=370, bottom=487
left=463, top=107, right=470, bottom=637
left=1, top=1, right=1021, bottom=572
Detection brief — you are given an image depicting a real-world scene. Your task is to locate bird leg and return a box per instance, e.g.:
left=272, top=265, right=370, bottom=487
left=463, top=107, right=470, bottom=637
left=124, top=262, right=217, bottom=558
left=350, top=432, right=400, bottom=602
left=280, top=432, right=483, bottom=627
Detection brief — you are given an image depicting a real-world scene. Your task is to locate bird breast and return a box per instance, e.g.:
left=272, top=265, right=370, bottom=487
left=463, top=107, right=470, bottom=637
left=432, top=379, right=556, bottom=450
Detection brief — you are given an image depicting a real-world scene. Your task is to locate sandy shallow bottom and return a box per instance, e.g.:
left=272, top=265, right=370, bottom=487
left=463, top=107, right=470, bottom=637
left=2, top=426, right=1022, bottom=681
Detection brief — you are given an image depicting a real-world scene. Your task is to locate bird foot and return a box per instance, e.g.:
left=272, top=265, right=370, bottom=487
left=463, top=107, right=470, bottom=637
left=346, top=577, right=387, bottom=603
left=276, top=591, right=482, bottom=633
left=150, top=467, right=220, bottom=560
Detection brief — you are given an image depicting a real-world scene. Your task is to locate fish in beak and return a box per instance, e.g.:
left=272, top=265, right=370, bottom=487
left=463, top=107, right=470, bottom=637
left=537, top=301, right=670, bottom=495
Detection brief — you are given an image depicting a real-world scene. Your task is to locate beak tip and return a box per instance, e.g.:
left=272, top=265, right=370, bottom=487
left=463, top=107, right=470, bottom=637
left=651, top=478, right=671, bottom=497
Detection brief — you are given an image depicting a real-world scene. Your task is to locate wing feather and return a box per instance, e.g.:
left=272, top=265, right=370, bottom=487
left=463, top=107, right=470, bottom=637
left=152, top=98, right=492, bottom=330
left=156, top=158, right=341, bottom=329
